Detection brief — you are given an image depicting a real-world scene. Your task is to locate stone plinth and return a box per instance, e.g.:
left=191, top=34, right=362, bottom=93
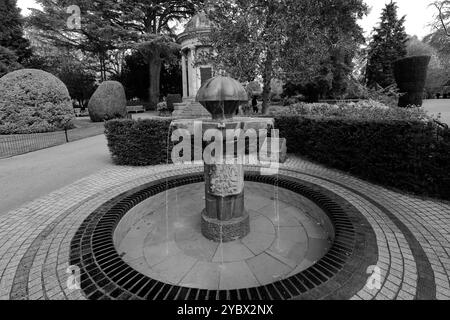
left=202, top=161, right=249, bottom=242
left=172, top=100, right=211, bottom=119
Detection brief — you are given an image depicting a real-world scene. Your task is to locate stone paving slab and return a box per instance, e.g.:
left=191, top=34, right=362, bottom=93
left=0, top=156, right=448, bottom=300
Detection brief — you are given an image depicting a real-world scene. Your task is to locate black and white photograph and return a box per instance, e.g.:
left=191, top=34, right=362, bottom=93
left=0, top=0, right=449, bottom=312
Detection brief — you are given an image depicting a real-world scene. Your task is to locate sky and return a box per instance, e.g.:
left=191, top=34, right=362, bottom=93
left=361, top=0, right=436, bottom=39
left=17, top=0, right=437, bottom=39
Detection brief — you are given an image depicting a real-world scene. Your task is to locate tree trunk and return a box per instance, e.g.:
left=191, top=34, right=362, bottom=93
left=148, top=54, right=162, bottom=109
left=261, top=52, right=273, bottom=114
left=99, top=56, right=107, bottom=82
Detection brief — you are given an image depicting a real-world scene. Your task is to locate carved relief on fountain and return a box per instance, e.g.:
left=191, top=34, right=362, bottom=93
left=208, top=163, right=244, bottom=197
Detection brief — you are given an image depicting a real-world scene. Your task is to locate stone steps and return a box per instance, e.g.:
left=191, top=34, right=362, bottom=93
left=173, top=101, right=211, bottom=119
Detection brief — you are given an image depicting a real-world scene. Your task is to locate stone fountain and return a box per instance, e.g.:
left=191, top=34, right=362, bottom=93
left=107, top=78, right=334, bottom=293
left=171, top=76, right=274, bottom=242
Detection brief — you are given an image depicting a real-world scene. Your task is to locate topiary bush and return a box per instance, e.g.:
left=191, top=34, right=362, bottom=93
left=88, top=81, right=127, bottom=122
left=394, top=55, right=431, bottom=108
left=0, top=69, right=75, bottom=134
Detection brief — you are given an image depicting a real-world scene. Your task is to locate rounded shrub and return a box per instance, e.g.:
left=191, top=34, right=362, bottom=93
left=393, top=55, right=431, bottom=108
left=88, top=81, right=127, bottom=122
left=0, top=69, right=75, bottom=134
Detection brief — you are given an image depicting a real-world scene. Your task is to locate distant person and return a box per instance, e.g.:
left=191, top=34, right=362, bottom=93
left=252, top=96, right=258, bottom=114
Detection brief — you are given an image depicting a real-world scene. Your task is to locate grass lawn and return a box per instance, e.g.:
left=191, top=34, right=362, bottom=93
left=69, top=117, right=106, bottom=140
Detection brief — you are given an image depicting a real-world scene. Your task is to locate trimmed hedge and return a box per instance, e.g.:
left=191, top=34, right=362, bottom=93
left=275, top=116, right=450, bottom=200
left=105, top=119, right=173, bottom=166
left=104, top=117, right=450, bottom=200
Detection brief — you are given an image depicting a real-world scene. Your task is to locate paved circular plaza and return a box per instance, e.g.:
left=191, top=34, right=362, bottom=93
left=0, top=156, right=449, bottom=300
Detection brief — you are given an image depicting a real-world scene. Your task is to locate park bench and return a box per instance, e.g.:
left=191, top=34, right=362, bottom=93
left=126, top=105, right=145, bottom=113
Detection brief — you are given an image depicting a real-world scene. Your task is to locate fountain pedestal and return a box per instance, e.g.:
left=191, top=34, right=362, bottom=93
left=171, top=76, right=274, bottom=243
left=202, top=159, right=248, bottom=242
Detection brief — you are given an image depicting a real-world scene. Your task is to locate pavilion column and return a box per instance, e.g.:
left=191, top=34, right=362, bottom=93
left=188, top=47, right=196, bottom=99
left=181, top=53, right=187, bottom=99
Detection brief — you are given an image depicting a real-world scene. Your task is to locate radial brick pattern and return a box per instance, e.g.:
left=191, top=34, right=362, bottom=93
left=0, top=157, right=448, bottom=300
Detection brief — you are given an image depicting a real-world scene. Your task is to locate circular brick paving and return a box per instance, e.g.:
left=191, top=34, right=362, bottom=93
left=0, top=157, right=448, bottom=300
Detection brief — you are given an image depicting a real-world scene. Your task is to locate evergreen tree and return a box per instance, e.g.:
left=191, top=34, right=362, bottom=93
left=0, top=45, right=21, bottom=77
left=29, top=0, right=201, bottom=107
left=204, top=0, right=367, bottom=112
left=366, top=1, right=408, bottom=88
left=283, top=0, right=367, bottom=101
left=0, top=0, right=32, bottom=63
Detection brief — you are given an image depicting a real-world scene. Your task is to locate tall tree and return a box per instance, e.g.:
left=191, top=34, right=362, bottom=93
left=29, top=0, right=201, bottom=106
left=283, top=0, right=368, bottom=101
left=430, top=1, right=450, bottom=39
left=202, top=0, right=322, bottom=113
left=424, top=1, right=450, bottom=94
left=202, top=0, right=366, bottom=112
left=135, top=34, right=180, bottom=106
left=0, top=0, right=32, bottom=63
left=25, top=42, right=98, bottom=108
left=427, top=1, right=450, bottom=56
left=0, top=45, right=21, bottom=77
left=366, top=1, right=408, bottom=88
left=113, top=49, right=182, bottom=101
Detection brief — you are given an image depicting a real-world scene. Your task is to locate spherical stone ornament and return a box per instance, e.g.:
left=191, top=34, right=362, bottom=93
left=88, top=81, right=127, bottom=122
left=0, top=69, right=74, bottom=134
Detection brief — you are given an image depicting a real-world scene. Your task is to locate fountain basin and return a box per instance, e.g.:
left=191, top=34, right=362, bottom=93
left=114, top=180, right=334, bottom=290
left=70, top=170, right=377, bottom=300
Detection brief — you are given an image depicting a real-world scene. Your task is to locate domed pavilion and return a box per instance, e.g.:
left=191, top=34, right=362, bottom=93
left=172, top=12, right=214, bottom=118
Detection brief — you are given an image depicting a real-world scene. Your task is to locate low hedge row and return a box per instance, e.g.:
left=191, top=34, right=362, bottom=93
left=275, top=117, right=450, bottom=200
left=104, top=117, right=450, bottom=200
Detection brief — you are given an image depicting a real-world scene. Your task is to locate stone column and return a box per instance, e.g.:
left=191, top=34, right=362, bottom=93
left=188, top=48, right=196, bottom=99
left=181, top=53, right=187, bottom=99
